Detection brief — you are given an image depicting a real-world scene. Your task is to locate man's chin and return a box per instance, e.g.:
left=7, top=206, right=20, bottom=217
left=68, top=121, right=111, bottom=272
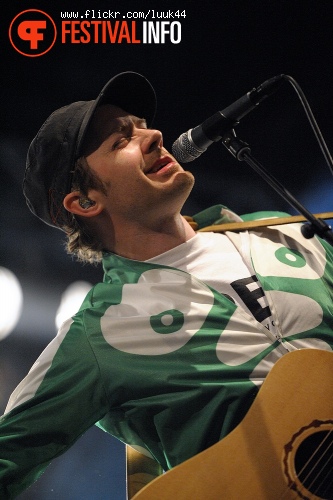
left=173, top=169, right=195, bottom=191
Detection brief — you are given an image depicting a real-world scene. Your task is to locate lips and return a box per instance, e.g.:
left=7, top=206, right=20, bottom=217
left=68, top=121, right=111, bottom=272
left=145, top=156, right=174, bottom=175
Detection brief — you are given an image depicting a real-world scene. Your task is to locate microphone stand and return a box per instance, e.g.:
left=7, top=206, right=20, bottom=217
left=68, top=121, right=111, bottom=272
left=222, top=129, right=333, bottom=246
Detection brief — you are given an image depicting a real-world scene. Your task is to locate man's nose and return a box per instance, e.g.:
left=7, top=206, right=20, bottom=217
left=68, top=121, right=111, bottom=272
left=141, top=129, right=163, bottom=154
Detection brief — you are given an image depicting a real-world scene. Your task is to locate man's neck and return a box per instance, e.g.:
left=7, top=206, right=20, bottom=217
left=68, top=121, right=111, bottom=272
left=104, top=213, right=196, bottom=261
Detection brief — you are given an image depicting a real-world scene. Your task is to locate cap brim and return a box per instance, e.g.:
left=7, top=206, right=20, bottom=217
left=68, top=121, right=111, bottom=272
left=76, top=71, right=156, bottom=158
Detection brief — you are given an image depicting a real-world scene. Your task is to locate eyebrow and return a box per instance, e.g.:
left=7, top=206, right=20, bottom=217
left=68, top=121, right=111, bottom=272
left=107, top=116, right=147, bottom=136
left=82, top=114, right=148, bottom=156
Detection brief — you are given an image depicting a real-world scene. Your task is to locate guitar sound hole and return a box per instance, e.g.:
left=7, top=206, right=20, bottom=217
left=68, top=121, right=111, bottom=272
left=295, top=430, right=333, bottom=499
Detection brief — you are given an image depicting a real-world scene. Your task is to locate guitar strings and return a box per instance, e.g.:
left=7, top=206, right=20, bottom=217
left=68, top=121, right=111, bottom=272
left=317, top=462, right=333, bottom=500
left=278, top=425, right=333, bottom=499
left=303, top=427, right=333, bottom=499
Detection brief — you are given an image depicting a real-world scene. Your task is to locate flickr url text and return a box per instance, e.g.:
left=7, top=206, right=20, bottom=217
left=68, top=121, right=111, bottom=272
left=60, top=10, right=186, bottom=20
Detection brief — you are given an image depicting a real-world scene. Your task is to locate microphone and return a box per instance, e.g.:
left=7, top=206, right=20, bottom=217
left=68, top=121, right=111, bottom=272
left=172, top=75, right=285, bottom=162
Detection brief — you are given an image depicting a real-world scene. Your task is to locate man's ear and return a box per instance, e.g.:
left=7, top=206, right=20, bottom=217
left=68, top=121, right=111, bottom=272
left=63, top=191, right=103, bottom=218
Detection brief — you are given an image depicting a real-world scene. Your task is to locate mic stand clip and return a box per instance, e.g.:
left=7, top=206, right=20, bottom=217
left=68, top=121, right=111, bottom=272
left=222, top=129, right=333, bottom=246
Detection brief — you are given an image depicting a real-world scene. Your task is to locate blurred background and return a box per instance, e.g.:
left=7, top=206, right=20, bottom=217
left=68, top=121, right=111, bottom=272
left=1, top=0, right=333, bottom=498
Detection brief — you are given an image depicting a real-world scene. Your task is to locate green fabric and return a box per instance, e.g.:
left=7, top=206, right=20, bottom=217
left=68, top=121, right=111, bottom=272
left=0, top=205, right=333, bottom=498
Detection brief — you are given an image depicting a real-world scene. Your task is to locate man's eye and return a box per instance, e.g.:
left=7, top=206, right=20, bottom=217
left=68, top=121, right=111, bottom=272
left=112, top=136, right=130, bottom=150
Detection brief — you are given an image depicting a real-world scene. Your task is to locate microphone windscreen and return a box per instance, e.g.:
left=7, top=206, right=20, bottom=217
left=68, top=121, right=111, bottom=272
left=172, top=130, right=207, bottom=163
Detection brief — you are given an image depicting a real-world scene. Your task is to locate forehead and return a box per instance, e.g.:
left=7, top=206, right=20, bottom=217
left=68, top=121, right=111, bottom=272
left=82, top=104, right=142, bottom=155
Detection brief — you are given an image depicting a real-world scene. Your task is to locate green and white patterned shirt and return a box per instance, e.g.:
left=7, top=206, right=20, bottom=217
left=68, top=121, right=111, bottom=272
left=1, top=205, right=333, bottom=498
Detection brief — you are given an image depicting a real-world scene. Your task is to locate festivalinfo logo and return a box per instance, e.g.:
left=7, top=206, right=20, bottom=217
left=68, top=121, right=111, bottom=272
left=9, top=10, right=57, bottom=57
left=9, top=8, right=185, bottom=56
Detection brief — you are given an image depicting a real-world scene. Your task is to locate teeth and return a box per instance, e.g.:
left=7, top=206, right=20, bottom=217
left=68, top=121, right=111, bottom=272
left=149, top=161, right=168, bottom=174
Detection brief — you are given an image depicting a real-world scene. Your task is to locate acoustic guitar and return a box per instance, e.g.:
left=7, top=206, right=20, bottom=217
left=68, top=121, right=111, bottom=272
left=133, top=349, right=333, bottom=499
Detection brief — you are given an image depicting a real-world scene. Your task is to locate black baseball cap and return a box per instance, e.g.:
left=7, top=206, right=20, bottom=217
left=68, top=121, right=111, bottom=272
left=23, top=71, right=156, bottom=230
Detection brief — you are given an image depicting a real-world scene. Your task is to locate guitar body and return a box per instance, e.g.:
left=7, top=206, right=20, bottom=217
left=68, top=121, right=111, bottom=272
left=133, top=349, right=333, bottom=499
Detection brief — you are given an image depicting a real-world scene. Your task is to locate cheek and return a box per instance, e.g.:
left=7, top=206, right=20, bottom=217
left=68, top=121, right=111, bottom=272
left=97, top=155, right=133, bottom=184
left=112, top=149, right=143, bottom=179
left=106, top=155, right=148, bottom=200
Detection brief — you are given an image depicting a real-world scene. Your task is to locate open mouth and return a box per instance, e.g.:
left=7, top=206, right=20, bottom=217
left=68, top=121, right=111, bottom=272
left=146, top=157, right=174, bottom=175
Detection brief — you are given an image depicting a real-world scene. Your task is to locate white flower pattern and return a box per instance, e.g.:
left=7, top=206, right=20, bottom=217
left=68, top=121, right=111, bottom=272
left=100, top=268, right=215, bottom=355
left=100, top=223, right=332, bottom=388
